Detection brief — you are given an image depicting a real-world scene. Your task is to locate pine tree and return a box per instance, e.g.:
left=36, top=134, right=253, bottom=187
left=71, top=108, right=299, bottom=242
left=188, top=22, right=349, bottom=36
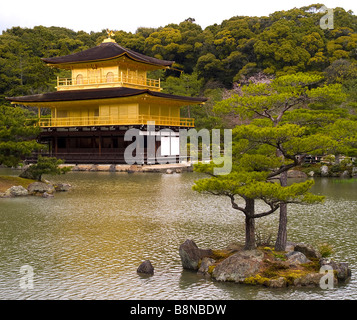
left=194, top=73, right=351, bottom=250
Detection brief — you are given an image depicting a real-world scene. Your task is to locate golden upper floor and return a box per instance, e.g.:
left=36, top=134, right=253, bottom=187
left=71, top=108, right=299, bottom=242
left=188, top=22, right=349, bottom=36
left=56, top=68, right=161, bottom=91
left=7, top=87, right=206, bottom=128
left=42, top=37, right=174, bottom=92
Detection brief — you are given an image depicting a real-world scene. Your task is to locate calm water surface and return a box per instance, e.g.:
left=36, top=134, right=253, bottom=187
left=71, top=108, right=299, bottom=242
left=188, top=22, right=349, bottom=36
left=0, top=169, right=356, bottom=300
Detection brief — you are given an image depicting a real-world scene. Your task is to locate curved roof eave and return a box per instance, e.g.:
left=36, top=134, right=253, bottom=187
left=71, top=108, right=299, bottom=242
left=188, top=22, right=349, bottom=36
left=6, top=87, right=207, bottom=104
left=41, top=42, right=174, bottom=68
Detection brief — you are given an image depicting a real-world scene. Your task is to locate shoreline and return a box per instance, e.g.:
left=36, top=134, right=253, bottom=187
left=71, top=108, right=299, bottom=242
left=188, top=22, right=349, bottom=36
left=2, top=163, right=357, bottom=177
left=61, top=163, right=194, bottom=173
left=1, top=162, right=194, bottom=174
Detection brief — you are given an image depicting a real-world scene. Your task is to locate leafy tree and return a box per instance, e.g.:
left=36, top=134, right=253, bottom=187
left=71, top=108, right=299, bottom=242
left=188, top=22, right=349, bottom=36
left=162, top=72, right=203, bottom=97
left=195, top=53, right=224, bottom=83
left=0, top=105, right=43, bottom=167
left=323, top=119, right=357, bottom=162
left=253, top=19, right=312, bottom=75
left=324, top=59, right=357, bottom=84
left=144, top=26, right=183, bottom=62
left=162, top=73, right=221, bottom=129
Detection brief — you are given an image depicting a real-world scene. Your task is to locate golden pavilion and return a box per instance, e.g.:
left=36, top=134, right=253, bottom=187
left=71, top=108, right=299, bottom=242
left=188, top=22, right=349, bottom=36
left=6, top=33, right=206, bottom=164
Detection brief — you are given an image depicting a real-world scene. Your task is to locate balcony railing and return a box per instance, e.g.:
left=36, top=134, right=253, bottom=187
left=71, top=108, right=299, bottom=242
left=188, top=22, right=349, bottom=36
left=57, top=74, right=161, bottom=91
left=38, top=115, right=194, bottom=128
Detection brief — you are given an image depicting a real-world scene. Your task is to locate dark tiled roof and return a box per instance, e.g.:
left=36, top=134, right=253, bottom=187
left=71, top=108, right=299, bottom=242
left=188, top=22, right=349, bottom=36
left=6, top=87, right=207, bottom=104
left=41, top=42, right=174, bottom=67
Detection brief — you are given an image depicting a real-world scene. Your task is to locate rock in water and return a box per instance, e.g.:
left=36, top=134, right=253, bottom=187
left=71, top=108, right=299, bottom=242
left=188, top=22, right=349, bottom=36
left=54, top=183, right=71, bottom=192
left=137, top=260, right=154, bottom=275
left=320, top=258, right=351, bottom=282
left=268, top=277, right=287, bottom=288
left=42, top=192, right=54, bottom=198
left=27, top=182, right=55, bottom=195
left=179, top=239, right=213, bottom=270
left=5, top=186, right=28, bottom=197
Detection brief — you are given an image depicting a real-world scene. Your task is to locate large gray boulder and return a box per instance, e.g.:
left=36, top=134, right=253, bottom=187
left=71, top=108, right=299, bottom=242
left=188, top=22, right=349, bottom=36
left=179, top=239, right=213, bottom=270
left=5, top=186, right=28, bottom=197
left=268, top=277, right=287, bottom=288
left=285, top=251, right=311, bottom=264
left=293, top=273, right=326, bottom=287
left=285, top=241, right=297, bottom=253
left=294, top=243, right=322, bottom=259
left=320, top=258, right=351, bottom=282
left=212, top=250, right=264, bottom=283
left=320, top=165, right=329, bottom=177
left=27, top=182, right=55, bottom=195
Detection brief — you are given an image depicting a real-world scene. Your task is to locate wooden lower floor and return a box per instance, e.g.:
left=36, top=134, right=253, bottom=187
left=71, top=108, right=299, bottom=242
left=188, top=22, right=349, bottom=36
left=35, top=125, right=184, bottom=164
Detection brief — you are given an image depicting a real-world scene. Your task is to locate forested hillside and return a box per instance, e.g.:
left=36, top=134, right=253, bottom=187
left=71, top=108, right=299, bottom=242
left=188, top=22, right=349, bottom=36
left=0, top=3, right=356, bottom=128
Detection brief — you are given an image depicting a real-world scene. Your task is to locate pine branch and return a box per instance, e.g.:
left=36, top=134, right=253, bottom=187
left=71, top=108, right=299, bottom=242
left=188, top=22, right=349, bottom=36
left=228, top=193, right=247, bottom=214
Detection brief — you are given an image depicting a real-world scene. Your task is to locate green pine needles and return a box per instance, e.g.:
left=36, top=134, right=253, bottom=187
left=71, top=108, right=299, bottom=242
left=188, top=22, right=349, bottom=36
left=193, top=72, right=355, bottom=250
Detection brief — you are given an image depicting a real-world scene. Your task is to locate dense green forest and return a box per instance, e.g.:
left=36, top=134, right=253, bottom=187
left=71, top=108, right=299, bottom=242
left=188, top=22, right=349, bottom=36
left=0, top=3, right=356, bottom=130
left=0, top=5, right=356, bottom=93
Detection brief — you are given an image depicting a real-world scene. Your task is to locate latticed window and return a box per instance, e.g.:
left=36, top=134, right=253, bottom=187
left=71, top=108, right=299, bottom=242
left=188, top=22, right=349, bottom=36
left=76, top=74, right=83, bottom=84
left=106, top=72, right=114, bottom=82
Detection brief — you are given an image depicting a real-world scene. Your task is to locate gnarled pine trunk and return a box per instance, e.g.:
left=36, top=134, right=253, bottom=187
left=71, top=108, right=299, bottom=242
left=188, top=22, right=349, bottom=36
left=275, top=170, right=288, bottom=251
left=244, top=198, right=256, bottom=250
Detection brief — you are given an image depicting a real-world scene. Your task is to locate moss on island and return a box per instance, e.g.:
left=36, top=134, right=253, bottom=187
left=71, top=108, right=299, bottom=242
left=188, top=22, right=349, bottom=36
left=242, top=247, right=321, bottom=287
left=179, top=239, right=351, bottom=289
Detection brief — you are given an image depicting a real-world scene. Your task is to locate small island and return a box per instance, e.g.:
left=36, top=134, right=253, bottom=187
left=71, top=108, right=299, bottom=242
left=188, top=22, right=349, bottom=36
left=179, top=239, right=351, bottom=288
left=0, top=157, right=71, bottom=198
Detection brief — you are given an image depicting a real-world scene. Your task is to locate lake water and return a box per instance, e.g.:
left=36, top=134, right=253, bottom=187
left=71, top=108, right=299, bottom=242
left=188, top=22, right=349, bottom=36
left=0, top=169, right=356, bottom=300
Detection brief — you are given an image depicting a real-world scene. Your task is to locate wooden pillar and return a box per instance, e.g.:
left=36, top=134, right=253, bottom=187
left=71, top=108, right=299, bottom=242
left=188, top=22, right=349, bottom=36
left=98, top=134, right=102, bottom=156
left=54, top=136, right=58, bottom=156
left=48, top=139, right=53, bottom=156
left=92, top=136, right=96, bottom=154
left=66, top=137, right=69, bottom=154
